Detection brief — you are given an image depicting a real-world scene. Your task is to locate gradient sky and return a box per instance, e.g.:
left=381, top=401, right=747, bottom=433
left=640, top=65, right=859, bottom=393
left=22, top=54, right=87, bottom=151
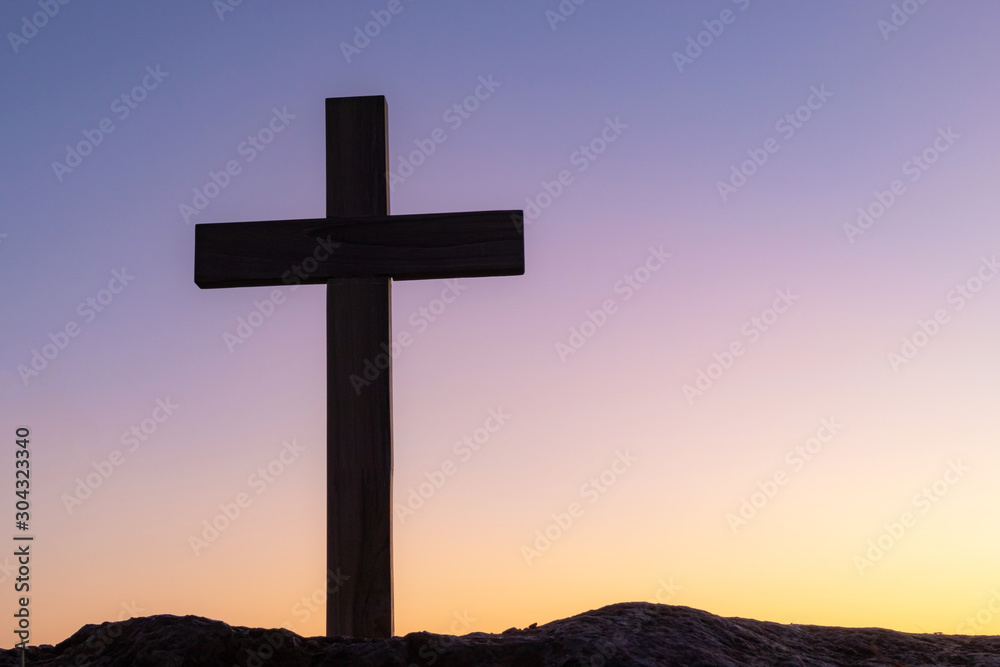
left=3, top=0, right=1000, bottom=647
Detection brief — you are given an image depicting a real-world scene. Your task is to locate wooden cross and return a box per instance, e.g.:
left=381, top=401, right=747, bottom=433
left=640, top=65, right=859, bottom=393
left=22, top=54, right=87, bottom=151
left=193, top=95, right=523, bottom=638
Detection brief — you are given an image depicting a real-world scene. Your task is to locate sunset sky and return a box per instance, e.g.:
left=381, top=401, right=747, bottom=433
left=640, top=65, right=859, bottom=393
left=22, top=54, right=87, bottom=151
left=3, top=1, right=1000, bottom=647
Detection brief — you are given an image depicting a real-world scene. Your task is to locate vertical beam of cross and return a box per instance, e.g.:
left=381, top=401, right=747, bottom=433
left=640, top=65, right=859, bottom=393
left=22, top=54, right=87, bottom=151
left=325, top=96, right=393, bottom=638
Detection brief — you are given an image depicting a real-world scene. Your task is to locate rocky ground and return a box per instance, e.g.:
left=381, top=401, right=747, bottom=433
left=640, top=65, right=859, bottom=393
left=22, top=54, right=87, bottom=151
left=4, top=601, right=1000, bottom=666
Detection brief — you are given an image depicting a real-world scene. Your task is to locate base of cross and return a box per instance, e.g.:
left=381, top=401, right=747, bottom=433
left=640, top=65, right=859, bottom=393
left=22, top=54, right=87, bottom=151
left=194, top=94, right=524, bottom=638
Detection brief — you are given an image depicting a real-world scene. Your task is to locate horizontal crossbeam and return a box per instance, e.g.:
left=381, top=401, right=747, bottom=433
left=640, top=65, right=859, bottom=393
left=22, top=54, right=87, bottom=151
left=194, top=210, right=524, bottom=289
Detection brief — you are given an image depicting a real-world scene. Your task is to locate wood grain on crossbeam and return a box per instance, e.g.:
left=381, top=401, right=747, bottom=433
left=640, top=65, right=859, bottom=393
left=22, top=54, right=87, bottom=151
left=194, top=210, right=524, bottom=289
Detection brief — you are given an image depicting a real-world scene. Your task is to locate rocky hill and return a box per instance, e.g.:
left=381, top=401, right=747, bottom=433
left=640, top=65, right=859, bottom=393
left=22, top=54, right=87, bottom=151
left=4, top=602, right=1000, bottom=666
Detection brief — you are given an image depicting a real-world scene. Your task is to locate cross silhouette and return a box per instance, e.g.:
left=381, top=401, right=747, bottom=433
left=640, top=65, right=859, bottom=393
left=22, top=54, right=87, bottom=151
left=194, top=95, right=524, bottom=637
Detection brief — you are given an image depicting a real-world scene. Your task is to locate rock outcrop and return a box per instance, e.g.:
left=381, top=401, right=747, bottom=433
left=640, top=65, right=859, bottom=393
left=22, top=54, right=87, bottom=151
left=5, top=601, right=1000, bottom=666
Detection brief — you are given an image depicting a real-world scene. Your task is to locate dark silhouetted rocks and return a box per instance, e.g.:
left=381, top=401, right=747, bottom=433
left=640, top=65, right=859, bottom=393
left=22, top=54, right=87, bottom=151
left=5, top=601, right=1000, bottom=666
